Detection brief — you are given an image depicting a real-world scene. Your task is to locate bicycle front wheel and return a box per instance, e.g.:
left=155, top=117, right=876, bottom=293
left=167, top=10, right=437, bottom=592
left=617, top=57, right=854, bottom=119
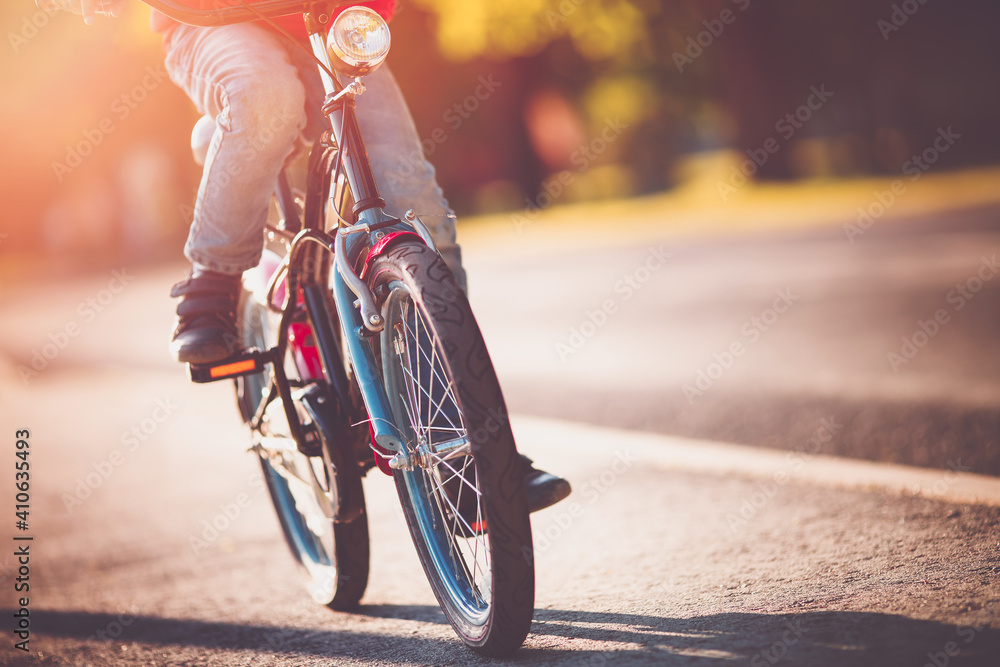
left=368, top=241, right=534, bottom=656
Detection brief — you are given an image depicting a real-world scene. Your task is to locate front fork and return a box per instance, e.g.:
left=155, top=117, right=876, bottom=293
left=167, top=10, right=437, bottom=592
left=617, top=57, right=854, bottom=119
left=303, top=21, right=440, bottom=466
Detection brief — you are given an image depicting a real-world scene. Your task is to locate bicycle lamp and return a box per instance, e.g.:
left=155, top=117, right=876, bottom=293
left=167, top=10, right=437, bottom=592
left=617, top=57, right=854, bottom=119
left=326, top=7, right=391, bottom=77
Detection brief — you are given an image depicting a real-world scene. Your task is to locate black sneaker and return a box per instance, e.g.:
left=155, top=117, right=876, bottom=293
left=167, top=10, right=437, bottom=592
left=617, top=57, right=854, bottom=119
left=169, top=267, right=242, bottom=364
left=521, top=455, right=571, bottom=513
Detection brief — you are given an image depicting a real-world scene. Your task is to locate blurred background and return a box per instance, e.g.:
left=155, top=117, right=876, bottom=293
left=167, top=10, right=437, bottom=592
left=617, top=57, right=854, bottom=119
left=2, top=4, right=1000, bottom=663
left=2, top=0, right=999, bottom=273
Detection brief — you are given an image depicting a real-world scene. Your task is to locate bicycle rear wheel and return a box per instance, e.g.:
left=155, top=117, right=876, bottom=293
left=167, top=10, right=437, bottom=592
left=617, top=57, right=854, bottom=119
left=236, top=287, right=369, bottom=610
left=368, top=241, right=534, bottom=656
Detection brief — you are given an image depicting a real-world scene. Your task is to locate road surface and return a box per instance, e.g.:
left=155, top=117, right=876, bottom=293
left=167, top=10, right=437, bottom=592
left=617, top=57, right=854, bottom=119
left=1, top=201, right=999, bottom=666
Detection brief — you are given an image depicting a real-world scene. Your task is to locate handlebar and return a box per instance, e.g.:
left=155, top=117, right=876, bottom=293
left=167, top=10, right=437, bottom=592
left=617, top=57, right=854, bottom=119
left=140, top=0, right=348, bottom=27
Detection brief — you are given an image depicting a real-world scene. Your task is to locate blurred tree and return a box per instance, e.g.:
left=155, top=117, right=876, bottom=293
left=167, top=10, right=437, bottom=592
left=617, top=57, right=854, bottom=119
left=412, top=0, right=651, bottom=63
left=402, top=0, right=1000, bottom=205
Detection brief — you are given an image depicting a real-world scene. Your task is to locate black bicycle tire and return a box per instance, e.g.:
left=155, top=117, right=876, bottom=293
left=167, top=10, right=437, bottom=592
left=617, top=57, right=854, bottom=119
left=367, top=241, right=535, bottom=656
left=236, top=290, right=370, bottom=610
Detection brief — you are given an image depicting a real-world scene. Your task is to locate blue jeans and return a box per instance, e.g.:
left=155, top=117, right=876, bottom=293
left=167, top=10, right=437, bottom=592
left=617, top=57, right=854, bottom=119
left=162, top=22, right=465, bottom=289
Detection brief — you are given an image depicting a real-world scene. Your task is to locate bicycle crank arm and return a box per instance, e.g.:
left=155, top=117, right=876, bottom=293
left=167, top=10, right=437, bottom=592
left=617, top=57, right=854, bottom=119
left=297, top=383, right=365, bottom=523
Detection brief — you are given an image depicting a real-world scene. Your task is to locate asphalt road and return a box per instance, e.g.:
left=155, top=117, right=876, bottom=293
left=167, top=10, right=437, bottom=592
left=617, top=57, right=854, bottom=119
left=469, top=200, right=1000, bottom=476
left=1, top=202, right=999, bottom=665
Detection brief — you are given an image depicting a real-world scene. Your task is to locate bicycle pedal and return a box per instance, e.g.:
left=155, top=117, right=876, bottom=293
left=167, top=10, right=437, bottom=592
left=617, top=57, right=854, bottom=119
left=188, top=348, right=274, bottom=383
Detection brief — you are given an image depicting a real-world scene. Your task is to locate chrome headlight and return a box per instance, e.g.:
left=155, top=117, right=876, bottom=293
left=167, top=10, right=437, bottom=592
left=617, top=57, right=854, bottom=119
left=326, top=7, right=391, bottom=77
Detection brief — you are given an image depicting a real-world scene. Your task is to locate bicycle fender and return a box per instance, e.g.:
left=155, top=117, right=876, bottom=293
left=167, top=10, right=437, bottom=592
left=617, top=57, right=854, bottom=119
left=358, top=231, right=424, bottom=281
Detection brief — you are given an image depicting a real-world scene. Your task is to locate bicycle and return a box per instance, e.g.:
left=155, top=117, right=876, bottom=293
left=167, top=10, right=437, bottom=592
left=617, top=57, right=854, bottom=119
left=143, top=0, right=535, bottom=655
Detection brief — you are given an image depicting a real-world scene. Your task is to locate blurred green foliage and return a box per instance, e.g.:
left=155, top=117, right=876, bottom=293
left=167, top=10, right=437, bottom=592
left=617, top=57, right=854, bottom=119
left=412, top=0, right=650, bottom=63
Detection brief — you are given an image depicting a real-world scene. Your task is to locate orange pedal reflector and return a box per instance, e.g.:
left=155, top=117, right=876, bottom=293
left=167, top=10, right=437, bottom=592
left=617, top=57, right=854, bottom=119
left=189, top=348, right=273, bottom=383
left=209, top=359, right=259, bottom=378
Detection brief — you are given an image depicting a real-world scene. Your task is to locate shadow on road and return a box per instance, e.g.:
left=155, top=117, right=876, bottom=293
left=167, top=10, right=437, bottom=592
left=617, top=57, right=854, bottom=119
left=13, top=606, right=999, bottom=665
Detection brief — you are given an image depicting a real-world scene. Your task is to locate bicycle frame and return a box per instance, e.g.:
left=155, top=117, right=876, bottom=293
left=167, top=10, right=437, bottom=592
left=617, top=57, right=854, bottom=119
left=157, top=0, right=438, bottom=469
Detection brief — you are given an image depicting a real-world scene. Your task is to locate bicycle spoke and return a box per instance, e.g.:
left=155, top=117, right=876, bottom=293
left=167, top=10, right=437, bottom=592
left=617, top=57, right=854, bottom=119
left=425, top=454, right=490, bottom=603
left=399, top=310, right=464, bottom=435
left=399, top=363, right=461, bottom=437
left=432, top=452, right=483, bottom=498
